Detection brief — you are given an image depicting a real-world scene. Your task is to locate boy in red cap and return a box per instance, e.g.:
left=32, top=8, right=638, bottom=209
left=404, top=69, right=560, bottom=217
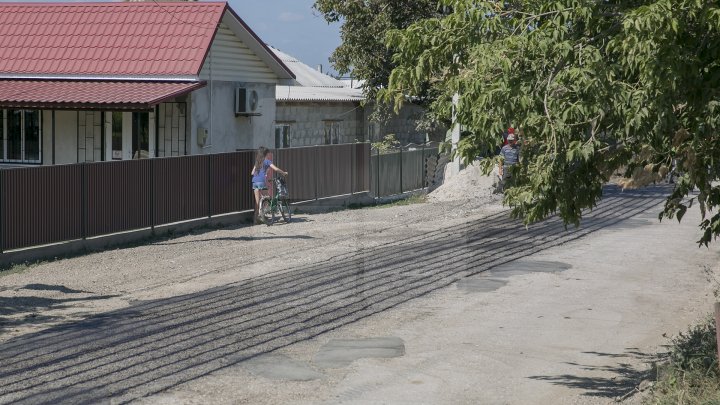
left=502, top=127, right=515, bottom=145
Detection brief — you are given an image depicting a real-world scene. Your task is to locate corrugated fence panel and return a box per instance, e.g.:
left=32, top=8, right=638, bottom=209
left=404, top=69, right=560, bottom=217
left=1, top=165, right=83, bottom=250
left=316, top=144, right=353, bottom=198
left=275, top=147, right=317, bottom=201
left=0, top=143, right=426, bottom=252
left=153, top=155, right=210, bottom=225
left=378, top=151, right=402, bottom=197
left=354, top=143, right=370, bottom=193
left=401, top=149, right=425, bottom=192
left=211, top=151, right=254, bottom=215
left=86, top=160, right=152, bottom=237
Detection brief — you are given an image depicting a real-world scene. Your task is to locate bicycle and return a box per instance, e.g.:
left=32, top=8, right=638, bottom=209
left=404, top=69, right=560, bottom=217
left=259, top=175, right=291, bottom=225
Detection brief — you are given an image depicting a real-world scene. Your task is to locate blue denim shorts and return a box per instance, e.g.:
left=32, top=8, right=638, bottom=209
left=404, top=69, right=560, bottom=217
left=252, top=181, right=267, bottom=190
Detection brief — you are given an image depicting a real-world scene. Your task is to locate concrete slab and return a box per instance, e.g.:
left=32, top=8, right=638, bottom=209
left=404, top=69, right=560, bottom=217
left=488, top=259, right=572, bottom=277
left=456, top=277, right=508, bottom=293
left=314, top=337, right=405, bottom=369
left=240, top=354, right=324, bottom=381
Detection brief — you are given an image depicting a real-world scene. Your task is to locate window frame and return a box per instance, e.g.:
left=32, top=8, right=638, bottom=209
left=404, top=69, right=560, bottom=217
left=274, top=124, right=291, bottom=149
left=0, top=109, right=43, bottom=165
left=323, top=120, right=341, bottom=145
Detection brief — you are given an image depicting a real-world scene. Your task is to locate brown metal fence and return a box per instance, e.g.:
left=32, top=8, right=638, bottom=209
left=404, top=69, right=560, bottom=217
left=210, top=152, right=255, bottom=215
left=0, top=143, right=372, bottom=252
left=371, top=142, right=440, bottom=198
left=1, top=165, right=83, bottom=250
left=153, top=154, right=211, bottom=226
left=274, top=143, right=371, bottom=201
left=86, top=160, right=152, bottom=237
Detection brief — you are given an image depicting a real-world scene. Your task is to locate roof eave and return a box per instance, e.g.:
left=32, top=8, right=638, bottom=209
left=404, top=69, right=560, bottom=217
left=0, top=81, right=206, bottom=111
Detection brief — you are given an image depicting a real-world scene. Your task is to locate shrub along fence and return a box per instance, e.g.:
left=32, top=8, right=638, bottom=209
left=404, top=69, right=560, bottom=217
left=370, top=142, right=440, bottom=197
left=0, top=143, right=371, bottom=252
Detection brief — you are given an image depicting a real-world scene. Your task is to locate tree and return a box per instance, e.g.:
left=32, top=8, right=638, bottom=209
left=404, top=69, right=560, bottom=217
left=382, top=0, right=720, bottom=245
left=312, top=0, right=442, bottom=97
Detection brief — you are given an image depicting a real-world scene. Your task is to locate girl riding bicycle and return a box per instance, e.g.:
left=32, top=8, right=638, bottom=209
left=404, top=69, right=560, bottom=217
left=251, top=146, right=288, bottom=224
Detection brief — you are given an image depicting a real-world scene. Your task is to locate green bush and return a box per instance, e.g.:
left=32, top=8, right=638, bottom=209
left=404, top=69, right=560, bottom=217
left=647, top=316, right=720, bottom=404
left=667, top=316, right=718, bottom=376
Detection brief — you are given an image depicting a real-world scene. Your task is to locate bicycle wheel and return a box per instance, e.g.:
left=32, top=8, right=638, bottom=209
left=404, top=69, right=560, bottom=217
left=259, top=197, right=273, bottom=225
left=279, top=199, right=291, bottom=223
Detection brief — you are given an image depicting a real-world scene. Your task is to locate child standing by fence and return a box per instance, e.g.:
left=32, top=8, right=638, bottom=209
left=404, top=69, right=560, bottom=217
left=251, top=146, right=287, bottom=224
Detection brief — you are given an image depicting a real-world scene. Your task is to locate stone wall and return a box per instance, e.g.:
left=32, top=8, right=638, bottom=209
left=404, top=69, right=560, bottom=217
left=275, top=101, right=364, bottom=147
left=276, top=100, right=446, bottom=147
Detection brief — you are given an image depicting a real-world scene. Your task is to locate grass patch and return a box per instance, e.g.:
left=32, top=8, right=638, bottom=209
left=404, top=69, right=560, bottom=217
left=0, top=261, right=45, bottom=278
left=645, top=315, right=720, bottom=404
left=348, top=194, right=428, bottom=210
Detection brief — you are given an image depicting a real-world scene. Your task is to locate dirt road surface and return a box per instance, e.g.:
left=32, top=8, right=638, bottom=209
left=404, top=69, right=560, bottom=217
left=0, top=184, right=718, bottom=404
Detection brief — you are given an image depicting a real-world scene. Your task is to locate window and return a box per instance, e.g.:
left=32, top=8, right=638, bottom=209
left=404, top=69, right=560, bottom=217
left=368, top=123, right=377, bottom=142
left=274, top=124, right=291, bottom=149
left=111, top=112, right=123, bottom=160
left=0, top=109, right=42, bottom=164
left=324, top=121, right=340, bottom=145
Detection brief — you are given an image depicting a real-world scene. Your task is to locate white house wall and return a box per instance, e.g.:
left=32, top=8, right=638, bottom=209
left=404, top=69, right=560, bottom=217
left=41, top=110, right=77, bottom=166
left=188, top=82, right=276, bottom=154
left=54, top=111, right=78, bottom=165
left=199, top=23, right=278, bottom=84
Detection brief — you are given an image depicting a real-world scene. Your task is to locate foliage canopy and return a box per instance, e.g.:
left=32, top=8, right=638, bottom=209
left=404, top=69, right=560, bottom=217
left=313, top=0, right=442, bottom=97
left=382, top=0, right=720, bottom=245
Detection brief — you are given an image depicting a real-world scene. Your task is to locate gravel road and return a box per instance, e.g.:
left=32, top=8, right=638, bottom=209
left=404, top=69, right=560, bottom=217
left=0, top=184, right=717, bottom=404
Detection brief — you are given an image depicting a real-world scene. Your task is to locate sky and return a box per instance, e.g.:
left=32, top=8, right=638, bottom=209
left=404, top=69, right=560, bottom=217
left=229, top=0, right=342, bottom=76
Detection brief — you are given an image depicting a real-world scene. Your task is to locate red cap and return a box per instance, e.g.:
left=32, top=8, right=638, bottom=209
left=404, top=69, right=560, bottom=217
left=508, top=127, right=515, bottom=134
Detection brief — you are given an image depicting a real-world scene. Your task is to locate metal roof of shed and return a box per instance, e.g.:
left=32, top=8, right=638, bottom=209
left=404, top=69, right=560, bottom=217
left=270, top=46, right=346, bottom=88
left=276, top=85, right=364, bottom=103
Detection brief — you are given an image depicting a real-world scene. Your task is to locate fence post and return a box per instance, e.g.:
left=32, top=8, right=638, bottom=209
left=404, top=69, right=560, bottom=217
left=350, top=144, right=355, bottom=195
left=81, top=163, right=87, bottom=240
left=207, top=155, right=212, bottom=219
left=376, top=149, right=380, bottom=198
left=0, top=170, right=3, bottom=254
left=715, top=302, right=720, bottom=372
left=399, top=147, right=403, bottom=194
left=149, top=159, right=155, bottom=234
left=422, top=143, right=426, bottom=188
left=315, top=146, right=319, bottom=201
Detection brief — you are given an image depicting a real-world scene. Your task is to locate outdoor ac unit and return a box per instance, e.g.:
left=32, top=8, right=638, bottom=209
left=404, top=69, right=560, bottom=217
left=235, top=87, right=259, bottom=116
left=197, top=127, right=208, bottom=147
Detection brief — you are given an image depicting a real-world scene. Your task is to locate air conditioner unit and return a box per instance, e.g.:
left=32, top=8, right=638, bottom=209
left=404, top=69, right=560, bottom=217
left=235, top=87, right=260, bottom=116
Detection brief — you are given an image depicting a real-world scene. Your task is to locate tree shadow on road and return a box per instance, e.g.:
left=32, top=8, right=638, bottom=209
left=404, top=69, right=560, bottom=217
left=529, top=348, right=661, bottom=399
left=152, top=234, right=316, bottom=246
left=0, top=186, right=670, bottom=404
left=0, top=288, right=120, bottom=334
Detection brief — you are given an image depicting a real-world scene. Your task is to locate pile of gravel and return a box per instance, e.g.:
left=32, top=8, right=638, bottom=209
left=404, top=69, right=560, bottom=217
left=427, top=161, right=502, bottom=205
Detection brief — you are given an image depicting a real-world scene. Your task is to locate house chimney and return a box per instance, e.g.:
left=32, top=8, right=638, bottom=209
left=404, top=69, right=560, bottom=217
left=316, top=64, right=323, bottom=73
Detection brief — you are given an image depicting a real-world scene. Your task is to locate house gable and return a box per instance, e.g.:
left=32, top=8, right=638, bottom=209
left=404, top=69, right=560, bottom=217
left=199, top=12, right=294, bottom=84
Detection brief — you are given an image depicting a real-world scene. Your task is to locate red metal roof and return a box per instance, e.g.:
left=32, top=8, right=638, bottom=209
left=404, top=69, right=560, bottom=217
left=0, top=2, right=226, bottom=77
left=0, top=80, right=205, bottom=110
